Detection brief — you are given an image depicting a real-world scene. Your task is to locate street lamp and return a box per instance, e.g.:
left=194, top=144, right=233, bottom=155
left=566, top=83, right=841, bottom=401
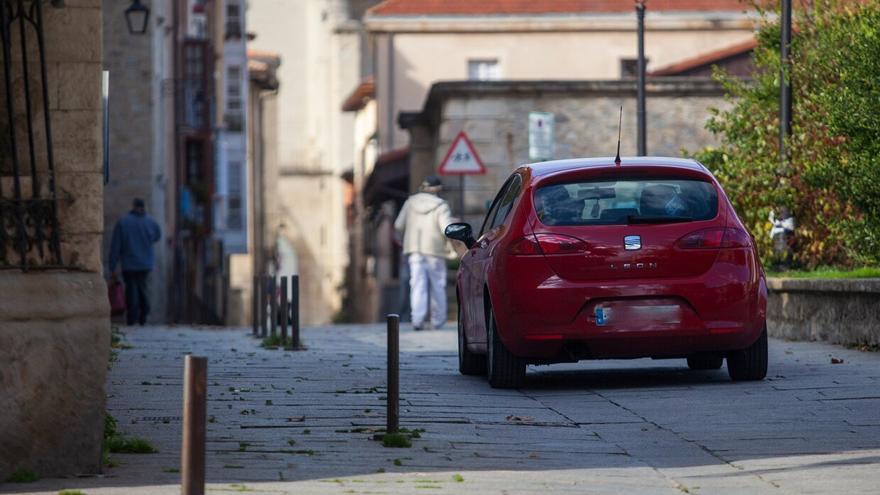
left=124, top=0, right=150, bottom=35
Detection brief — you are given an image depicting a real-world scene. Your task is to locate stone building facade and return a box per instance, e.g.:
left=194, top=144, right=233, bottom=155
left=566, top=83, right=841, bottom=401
left=402, top=79, right=728, bottom=227
left=0, top=0, right=109, bottom=478
left=248, top=0, right=381, bottom=325
left=365, top=0, right=755, bottom=154
left=226, top=51, right=281, bottom=326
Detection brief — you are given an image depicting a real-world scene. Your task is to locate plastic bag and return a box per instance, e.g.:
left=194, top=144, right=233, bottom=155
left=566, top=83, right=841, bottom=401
left=108, top=279, right=126, bottom=316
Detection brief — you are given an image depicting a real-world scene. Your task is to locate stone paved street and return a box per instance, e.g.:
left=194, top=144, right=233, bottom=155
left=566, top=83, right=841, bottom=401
left=5, top=324, right=880, bottom=494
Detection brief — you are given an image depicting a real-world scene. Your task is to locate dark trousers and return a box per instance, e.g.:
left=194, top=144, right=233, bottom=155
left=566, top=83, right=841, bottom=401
left=122, top=270, right=150, bottom=325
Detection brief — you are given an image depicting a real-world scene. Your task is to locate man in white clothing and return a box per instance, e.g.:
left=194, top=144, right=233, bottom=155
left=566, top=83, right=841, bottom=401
left=394, top=175, right=454, bottom=330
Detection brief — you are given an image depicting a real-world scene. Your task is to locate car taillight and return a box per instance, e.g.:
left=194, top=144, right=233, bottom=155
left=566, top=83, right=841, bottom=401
left=677, top=227, right=751, bottom=249
left=508, top=234, right=588, bottom=255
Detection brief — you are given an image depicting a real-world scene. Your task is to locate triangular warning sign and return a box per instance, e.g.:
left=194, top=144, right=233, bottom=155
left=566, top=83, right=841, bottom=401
left=438, top=131, right=486, bottom=176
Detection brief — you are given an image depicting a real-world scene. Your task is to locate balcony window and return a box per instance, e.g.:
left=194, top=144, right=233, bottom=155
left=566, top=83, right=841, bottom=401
left=225, top=3, right=242, bottom=40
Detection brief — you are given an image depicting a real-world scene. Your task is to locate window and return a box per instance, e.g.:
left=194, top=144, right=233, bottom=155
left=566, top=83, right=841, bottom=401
left=468, top=59, right=501, bottom=81
left=225, top=66, right=243, bottom=131
left=227, top=161, right=243, bottom=229
left=185, top=140, right=204, bottom=189
left=183, top=41, right=208, bottom=128
left=490, top=175, right=523, bottom=230
left=225, top=2, right=242, bottom=39
left=620, top=58, right=649, bottom=78
left=534, top=178, right=718, bottom=226
left=479, top=174, right=522, bottom=237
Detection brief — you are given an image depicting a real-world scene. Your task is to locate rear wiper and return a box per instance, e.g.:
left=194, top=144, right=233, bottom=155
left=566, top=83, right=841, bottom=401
left=627, top=215, right=693, bottom=224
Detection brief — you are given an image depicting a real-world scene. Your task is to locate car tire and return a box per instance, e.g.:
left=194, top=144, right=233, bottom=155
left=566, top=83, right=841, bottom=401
left=458, top=305, right=486, bottom=376
left=687, top=355, right=724, bottom=370
left=487, top=308, right=526, bottom=389
left=727, top=325, right=768, bottom=381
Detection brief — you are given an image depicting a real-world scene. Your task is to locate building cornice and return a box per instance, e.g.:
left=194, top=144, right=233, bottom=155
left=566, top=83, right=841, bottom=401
left=405, top=78, right=731, bottom=130
left=365, top=12, right=758, bottom=33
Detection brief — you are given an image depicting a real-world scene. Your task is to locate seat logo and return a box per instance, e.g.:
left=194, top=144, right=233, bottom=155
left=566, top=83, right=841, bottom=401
left=624, top=235, right=641, bottom=250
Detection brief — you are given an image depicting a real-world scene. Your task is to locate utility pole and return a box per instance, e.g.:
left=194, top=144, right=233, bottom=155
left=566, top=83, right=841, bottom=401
left=780, top=0, right=792, bottom=168
left=636, top=1, right=647, bottom=156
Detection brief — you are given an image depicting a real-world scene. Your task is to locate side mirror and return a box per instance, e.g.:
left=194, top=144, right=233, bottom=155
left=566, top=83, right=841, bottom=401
left=445, top=222, right=476, bottom=249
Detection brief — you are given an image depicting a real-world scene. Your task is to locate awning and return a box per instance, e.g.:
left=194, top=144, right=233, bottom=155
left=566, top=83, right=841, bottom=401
left=364, top=148, right=409, bottom=208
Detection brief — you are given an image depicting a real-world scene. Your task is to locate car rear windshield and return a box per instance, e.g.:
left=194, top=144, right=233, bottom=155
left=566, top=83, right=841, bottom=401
left=534, top=177, right=718, bottom=226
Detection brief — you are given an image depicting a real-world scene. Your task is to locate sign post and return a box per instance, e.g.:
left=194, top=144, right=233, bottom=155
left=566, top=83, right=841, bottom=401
left=437, top=131, right=486, bottom=219
left=528, top=111, right=555, bottom=161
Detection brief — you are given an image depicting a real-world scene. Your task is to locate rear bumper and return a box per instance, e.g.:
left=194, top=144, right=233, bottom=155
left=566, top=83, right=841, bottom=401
left=516, top=325, right=764, bottom=362
left=490, top=250, right=767, bottom=361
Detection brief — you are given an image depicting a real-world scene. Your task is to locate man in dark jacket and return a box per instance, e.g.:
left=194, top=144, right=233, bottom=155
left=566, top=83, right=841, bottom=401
left=109, top=198, right=161, bottom=325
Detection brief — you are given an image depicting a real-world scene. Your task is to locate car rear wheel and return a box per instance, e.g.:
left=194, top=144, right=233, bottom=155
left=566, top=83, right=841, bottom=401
left=727, top=325, right=768, bottom=381
left=687, top=355, right=724, bottom=370
left=487, top=307, right=526, bottom=389
left=458, top=305, right=486, bottom=376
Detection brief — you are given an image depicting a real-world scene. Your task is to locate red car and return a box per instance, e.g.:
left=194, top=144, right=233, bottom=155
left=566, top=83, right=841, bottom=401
left=445, top=157, right=768, bottom=388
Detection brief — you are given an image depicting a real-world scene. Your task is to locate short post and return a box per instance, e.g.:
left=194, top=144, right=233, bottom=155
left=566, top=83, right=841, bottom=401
left=291, top=275, right=300, bottom=348
left=269, top=276, right=278, bottom=338
left=279, top=276, right=289, bottom=346
left=259, top=275, right=268, bottom=338
left=181, top=355, right=207, bottom=495
left=251, top=275, right=259, bottom=337
left=386, top=314, right=400, bottom=434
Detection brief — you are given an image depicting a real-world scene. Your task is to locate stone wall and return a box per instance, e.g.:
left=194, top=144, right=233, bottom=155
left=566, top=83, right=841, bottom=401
left=406, top=79, right=728, bottom=227
left=767, top=278, right=880, bottom=346
left=0, top=273, right=109, bottom=478
left=0, top=0, right=109, bottom=479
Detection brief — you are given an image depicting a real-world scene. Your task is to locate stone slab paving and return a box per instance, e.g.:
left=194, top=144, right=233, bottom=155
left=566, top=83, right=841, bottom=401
left=4, top=324, right=880, bottom=494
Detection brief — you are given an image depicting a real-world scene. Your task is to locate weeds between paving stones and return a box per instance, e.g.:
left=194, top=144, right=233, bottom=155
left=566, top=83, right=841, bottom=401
left=260, top=335, right=304, bottom=351
left=371, top=427, right=424, bottom=448
left=381, top=432, right=412, bottom=448
left=104, top=413, right=157, bottom=454
left=5, top=468, right=39, bottom=482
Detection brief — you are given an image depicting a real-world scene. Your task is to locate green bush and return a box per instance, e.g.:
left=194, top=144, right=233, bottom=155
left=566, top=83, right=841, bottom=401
left=693, top=0, right=880, bottom=267
left=5, top=468, right=38, bottom=482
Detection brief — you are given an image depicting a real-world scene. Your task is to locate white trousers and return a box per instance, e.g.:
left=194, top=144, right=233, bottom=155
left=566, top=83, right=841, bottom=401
left=408, top=253, right=447, bottom=327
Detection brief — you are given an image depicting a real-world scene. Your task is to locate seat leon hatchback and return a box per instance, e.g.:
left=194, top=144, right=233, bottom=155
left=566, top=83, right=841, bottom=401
left=445, top=157, right=768, bottom=389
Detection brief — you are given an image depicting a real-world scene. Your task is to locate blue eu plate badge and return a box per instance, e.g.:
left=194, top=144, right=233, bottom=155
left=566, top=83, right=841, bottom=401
left=595, top=307, right=610, bottom=326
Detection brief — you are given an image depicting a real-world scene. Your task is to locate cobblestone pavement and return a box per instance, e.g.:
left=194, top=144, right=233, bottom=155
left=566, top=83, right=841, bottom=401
left=5, top=324, right=880, bottom=494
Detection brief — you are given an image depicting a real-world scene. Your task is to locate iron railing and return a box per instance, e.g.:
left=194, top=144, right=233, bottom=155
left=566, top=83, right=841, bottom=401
left=0, top=0, right=61, bottom=269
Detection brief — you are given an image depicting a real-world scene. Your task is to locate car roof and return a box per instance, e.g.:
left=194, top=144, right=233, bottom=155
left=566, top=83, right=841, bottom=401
left=521, top=156, right=709, bottom=179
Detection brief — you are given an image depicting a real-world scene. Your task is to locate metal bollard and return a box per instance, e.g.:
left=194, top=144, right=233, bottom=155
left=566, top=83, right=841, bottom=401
left=269, top=276, right=278, bottom=338
left=291, top=275, right=300, bottom=348
left=280, top=276, right=289, bottom=346
left=181, top=355, right=207, bottom=495
left=260, top=275, right=269, bottom=338
left=251, top=276, right=259, bottom=337
left=386, top=314, right=399, bottom=434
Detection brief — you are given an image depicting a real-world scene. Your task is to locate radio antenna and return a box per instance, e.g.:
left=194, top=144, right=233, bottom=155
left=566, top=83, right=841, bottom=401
left=614, top=106, right=622, bottom=166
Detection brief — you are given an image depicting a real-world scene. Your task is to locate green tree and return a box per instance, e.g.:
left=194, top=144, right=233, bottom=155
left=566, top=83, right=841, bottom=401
left=695, top=0, right=880, bottom=267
